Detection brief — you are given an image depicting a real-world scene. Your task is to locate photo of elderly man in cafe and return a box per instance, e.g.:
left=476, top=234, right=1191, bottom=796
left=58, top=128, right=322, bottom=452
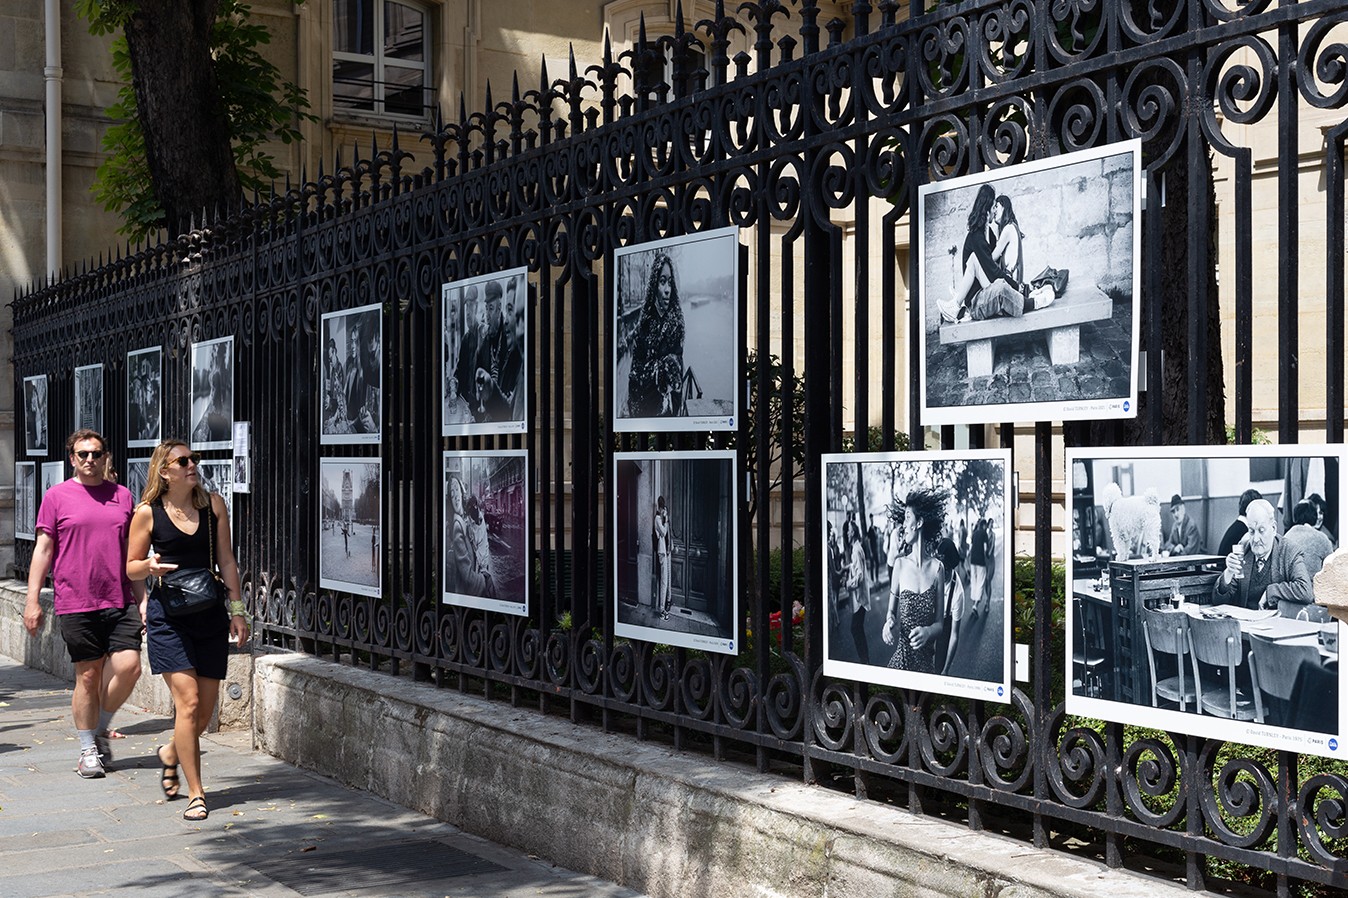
left=1066, top=448, right=1342, bottom=752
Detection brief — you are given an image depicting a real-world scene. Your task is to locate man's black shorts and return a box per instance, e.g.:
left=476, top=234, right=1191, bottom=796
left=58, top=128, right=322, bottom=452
left=58, top=605, right=143, bottom=663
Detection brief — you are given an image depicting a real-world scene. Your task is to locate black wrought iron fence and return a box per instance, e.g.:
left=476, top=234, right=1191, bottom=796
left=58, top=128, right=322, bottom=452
left=14, top=2, right=1348, bottom=894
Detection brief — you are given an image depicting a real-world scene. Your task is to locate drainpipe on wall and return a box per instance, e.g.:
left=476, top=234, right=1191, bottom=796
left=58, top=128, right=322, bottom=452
left=463, top=0, right=480, bottom=108
left=44, top=0, right=63, bottom=278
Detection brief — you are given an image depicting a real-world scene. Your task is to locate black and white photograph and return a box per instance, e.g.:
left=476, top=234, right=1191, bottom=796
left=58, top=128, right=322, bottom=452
left=15, top=462, right=36, bottom=540
left=199, top=458, right=234, bottom=502
left=319, top=457, right=381, bottom=598
left=822, top=450, right=1013, bottom=702
left=321, top=303, right=382, bottom=444
left=918, top=140, right=1141, bottom=426
left=441, top=269, right=529, bottom=437
left=190, top=336, right=233, bottom=450
left=441, top=450, right=529, bottom=616
left=40, top=461, right=64, bottom=503
left=126, top=346, right=162, bottom=449
left=613, top=450, right=738, bottom=654
left=1066, top=445, right=1347, bottom=758
left=74, top=364, right=103, bottom=432
left=613, top=228, right=740, bottom=433
left=23, top=374, right=48, bottom=457
left=125, top=457, right=151, bottom=506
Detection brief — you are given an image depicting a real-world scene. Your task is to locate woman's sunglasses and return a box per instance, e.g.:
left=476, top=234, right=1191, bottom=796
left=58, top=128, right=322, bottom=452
left=168, top=453, right=202, bottom=468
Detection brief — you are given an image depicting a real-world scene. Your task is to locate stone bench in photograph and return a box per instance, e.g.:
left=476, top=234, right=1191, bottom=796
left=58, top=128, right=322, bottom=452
left=939, top=283, right=1114, bottom=378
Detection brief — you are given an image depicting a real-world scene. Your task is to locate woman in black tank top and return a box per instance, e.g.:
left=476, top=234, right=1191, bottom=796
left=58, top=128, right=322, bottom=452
left=127, top=441, right=248, bottom=823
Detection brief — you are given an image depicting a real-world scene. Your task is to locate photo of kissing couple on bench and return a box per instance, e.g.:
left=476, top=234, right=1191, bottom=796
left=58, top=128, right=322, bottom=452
left=936, top=183, right=1069, bottom=326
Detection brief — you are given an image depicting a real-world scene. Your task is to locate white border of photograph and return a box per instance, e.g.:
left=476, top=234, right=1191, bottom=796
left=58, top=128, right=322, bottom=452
left=440, top=268, right=530, bottom=437
left=612, top=449, right=740, bottom=654
left=441, top=449, right=530, bottom=616
left=320, top=302, right=383, bottom=445
left=612, top=227, right=741, bottom=433
left=74, top=364, right=103, bottom=432
left=1065, top=443, right=1347, bottom=759
left=14, top=462, right=36, bottom=540
left=189, top=336, right=234, bottom=451
left=125, top=457, right=152, bottom=508
left=40, top=461, right=64, bottom=505
left=318, top=457, right=381, bottom=598
left=23, top=374, right=48, bottom=457
left=821, top=449, right=1014, bottom=702
left=126, top=346, right=162, bottom=449
left=917, top=140, right=1142, bottom=427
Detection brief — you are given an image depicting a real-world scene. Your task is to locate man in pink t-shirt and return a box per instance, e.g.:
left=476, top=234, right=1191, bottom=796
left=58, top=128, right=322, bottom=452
left=24, top=429, right=143, bottom=779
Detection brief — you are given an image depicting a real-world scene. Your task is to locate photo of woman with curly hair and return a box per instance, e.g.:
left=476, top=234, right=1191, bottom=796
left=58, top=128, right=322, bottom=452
left=613, top=228, right=740, bottom=432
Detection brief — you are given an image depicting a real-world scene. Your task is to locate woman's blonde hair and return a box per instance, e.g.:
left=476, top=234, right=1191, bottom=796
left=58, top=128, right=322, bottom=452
left=139, top=440, right=210, bottom=510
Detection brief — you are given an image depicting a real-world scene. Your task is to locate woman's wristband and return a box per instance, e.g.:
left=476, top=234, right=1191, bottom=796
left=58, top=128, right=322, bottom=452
left=227, top=599, right=247, bottom=617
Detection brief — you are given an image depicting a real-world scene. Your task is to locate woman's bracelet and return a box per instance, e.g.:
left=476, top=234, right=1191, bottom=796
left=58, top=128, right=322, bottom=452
left=227, top=599, right=248, bottom=618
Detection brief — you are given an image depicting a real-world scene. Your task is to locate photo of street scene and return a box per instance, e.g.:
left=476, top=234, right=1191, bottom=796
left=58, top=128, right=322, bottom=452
left=40, top=462, right=64, bottom=504
left=822, top=450, right=1013, bottom=702
left=127, top=347, right=162, bottom=449
left=321, top=303, right=382, bottom=444
left=190, top=336, right=233, bottom=450
left=15, top=462, right=35, bottom=539
left=612, top=228, right=739, bottom=433
left=613, top=450, right=738, bottom=654
left=442, top=450, right=528, bottom=616
left=1066, top=445, right=1346, bottom=758
left=441, top=269, right=529, bottom=437
left=74, top=364, right=103, bottom=432
left=125, top=457, right=151, bottom=506
left=918, top=140, right=1140, bottom=427
left=319, top=458, right=381, bottom=598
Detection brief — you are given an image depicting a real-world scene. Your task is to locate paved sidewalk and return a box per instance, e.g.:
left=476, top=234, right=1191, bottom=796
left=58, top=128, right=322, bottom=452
left=0, top=657, right=646, bottom=898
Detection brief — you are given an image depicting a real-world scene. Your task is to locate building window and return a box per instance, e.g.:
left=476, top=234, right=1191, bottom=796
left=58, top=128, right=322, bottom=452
left=332, top=0, right=432, bottom=120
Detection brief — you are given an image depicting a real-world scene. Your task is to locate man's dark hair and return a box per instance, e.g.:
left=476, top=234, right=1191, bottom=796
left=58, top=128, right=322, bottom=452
left=66, top=429, right=106, bottom=455
left=1238, top=488, right=1264, bottom=516
left=1293, top=499, right=1318, bottom=527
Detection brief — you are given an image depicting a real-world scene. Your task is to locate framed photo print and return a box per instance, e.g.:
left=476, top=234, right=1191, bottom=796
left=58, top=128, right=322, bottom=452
left=1065, top=444, right=1347, bottom=758
left=918, top=139, right=1142, bottom=426
left=23, top=374, right=48, bottom=457
left=125, top=457, right=152, bottom=507
left=441, top=268, right=529, bottom=437
left=612, top=227, right=740, bottom=433
left=14, top=462, right=36, bottom=540
left=613, top=450, right=739, bottom=654
left=821, top=449, right=1013, bottom=702
left=441, top=449, right=529, bottom=616
left=127, top=347, right=162, bottom=449
left=74, top=364, right=103, bottom=432
left=319, top=457, right=381, bottom=598
left=320, top=303, right=382, bottom=445
left=40, top=461, right=64, bottom=503
left=190, top=336, right=233, bottom=451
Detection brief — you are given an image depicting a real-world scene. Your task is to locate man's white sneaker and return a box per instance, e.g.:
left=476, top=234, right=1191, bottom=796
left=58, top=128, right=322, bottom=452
left=937, top=297, right=962, bottom=324
left=77, top=746, right=105, bottom=779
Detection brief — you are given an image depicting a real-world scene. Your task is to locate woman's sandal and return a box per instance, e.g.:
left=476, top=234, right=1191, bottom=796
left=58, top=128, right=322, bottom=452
left=182, top=796, right=208, bottom=821
left=156, top=744, right=180, bottom=800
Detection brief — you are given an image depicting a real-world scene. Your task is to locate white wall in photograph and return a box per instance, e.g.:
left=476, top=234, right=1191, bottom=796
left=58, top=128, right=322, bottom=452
left=1065, top=444, right=1347, bottom=759
left=15, top=462, right=36, bottom=539
left=23, top=375, right=48, bottom=457
left=918, top=140, right=1141, bottom=427
left=74, top=364, right=103, bottom=432
left=821, top=449, right=1014, bottom=703
left=127, top=347, right=162, bottom=449
left=441, top=269, right=529, bottom=437
left=441, top=449, right=529, bottom=616
left=190, top=336, right=233, bottom=451
left=318, top=457, right=381, bottom=598
left=613, top=450, right=739, bottom=654
left=320, top=303, right=382, bottom=444
left=613, top=227, right=740, bottom=433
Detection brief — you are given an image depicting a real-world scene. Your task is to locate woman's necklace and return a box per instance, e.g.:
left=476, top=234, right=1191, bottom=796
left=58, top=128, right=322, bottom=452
left=163, top=499, right=195, bottom=524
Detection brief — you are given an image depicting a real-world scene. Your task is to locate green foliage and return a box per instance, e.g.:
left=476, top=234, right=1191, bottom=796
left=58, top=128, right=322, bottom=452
left=764, top=545, right=806, bottom=608
left=1226, top=424, right=1272, bottom=445
left=1010, top=553, right=1067, bottom=695
left=77, top=0, right=312, bottom=238
left=740, top=350, right=806, bottom=520
left=840, top=425, right=911, bottom=453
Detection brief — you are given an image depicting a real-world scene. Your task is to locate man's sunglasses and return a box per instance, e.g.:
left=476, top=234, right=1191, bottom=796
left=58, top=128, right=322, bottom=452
left=74, top=450, right=106, bottom=460
left=169, top=453, right=202, bottom=468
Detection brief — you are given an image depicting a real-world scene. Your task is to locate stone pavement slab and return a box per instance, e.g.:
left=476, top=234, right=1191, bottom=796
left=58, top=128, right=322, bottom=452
left=0, top=657, right=647, bottom=898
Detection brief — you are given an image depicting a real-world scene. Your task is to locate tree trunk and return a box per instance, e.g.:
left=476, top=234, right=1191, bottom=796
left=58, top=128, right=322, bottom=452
left=123, top=0, right=241, bottom=237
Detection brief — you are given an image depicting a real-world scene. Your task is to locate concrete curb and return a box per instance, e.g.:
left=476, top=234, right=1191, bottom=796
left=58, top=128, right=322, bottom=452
left=255, top=653, right=1192, bottom=898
